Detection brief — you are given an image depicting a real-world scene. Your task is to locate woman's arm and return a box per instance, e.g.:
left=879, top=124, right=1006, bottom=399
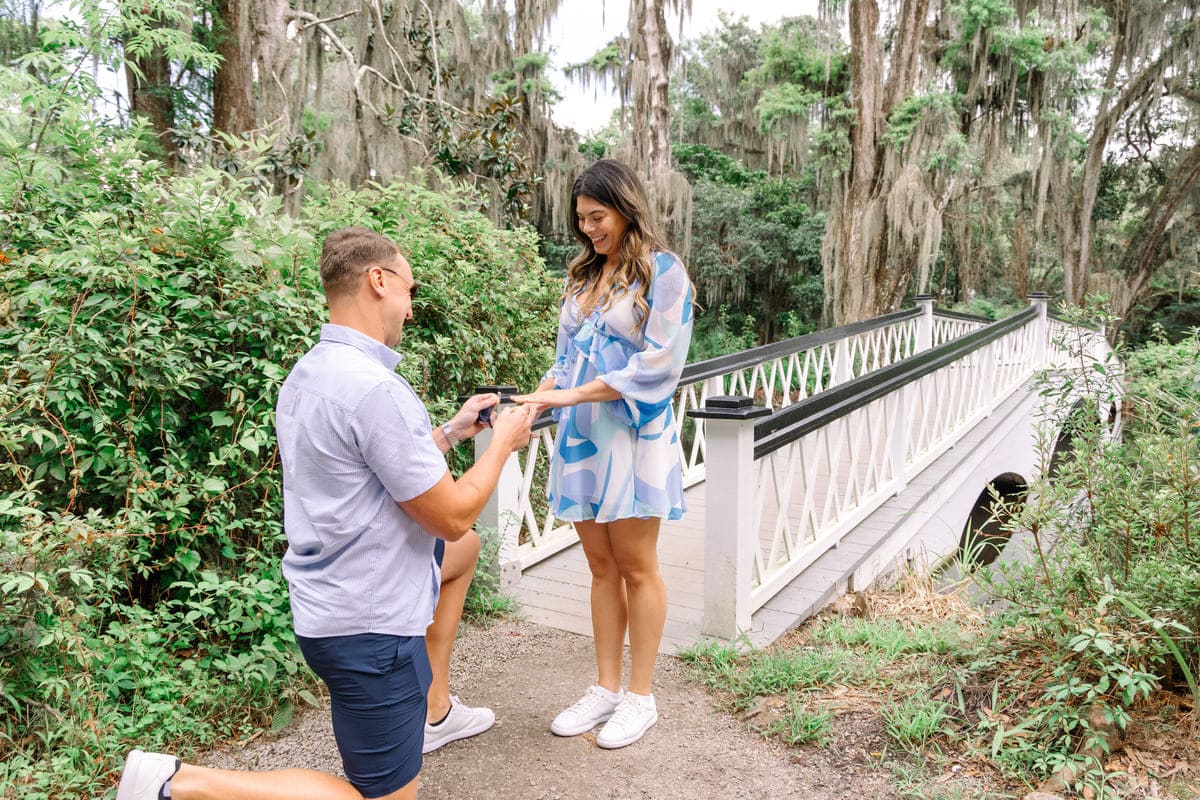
left=514, top=378, right=620, bottom=409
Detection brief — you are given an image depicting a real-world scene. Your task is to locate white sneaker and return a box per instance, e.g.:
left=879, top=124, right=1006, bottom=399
left=596, top=693, right=658, bottom=749
left=116, top=750, right=180, bottom=800
left=550, top=685, right=624, bottom=736
left=422, top=696, right=496, bottom=754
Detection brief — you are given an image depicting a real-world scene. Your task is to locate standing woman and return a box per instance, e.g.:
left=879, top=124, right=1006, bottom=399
left=514, top=159, right=693, bottom=749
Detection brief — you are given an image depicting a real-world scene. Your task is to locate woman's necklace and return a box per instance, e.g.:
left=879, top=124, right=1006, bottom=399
left=576, top=268, right=615, bottom=322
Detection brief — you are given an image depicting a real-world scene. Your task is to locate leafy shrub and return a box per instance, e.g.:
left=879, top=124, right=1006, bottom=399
left=0, top=67, right=556, bottom=795
left=967, top=305, right=1200, bottom=789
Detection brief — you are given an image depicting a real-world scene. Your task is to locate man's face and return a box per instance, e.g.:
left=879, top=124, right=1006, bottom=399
left=378, top=252, right=418, bottom=347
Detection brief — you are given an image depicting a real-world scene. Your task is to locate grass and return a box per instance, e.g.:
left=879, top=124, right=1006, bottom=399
left=677, top=578, right=994, bottom=795
left=881, top=693, right=953, bottom=752
left=767, top=695, right=836, bottom=745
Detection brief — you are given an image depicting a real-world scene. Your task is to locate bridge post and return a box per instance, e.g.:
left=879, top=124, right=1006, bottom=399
left=688, top=396, right=771, bottom=641
left=1028, top=292, right=1050, bottom=368
left=914, top=294, right=935, bottom=352
left=473, top=427, right=523, bottom=589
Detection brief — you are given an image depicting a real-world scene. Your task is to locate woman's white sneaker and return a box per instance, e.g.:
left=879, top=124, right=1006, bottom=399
left=550, top=685, right=624, bottom=736
left=596, top=693, right=657, bottom=749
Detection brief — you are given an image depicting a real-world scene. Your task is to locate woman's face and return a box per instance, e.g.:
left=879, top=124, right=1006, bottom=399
left=575, top=195, right=630, bottom=261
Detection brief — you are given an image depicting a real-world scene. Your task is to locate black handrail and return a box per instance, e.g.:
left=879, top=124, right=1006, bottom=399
left=678, top=308, right=921, bottom=385
left=752, top=305, right=1039, bottom=459
left=932, top=309, right=993, bottom=324
left=531, top=308, right=925, bottom=433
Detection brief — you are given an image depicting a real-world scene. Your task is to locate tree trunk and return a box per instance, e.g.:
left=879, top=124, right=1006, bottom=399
left=1116, top=139, right=1200, bottom=318
left=1066, top=17, right=1197, bottom=305
left=829, top=0, right=930, bottom=324
left=126, top=46, right=179, bottom=169
left=250, top=0, right=293, bottom=133
left=827, top=0, right=882, bottom=325
left=212, top=0, right=255, bottom=138
left=641, top=0, right=672, bottom=176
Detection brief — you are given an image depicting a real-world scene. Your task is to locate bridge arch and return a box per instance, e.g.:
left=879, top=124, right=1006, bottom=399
left=957, top=472, right=1029, bottom=568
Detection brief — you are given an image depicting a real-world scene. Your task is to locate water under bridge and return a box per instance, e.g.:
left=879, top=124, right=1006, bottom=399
left=468, top=295, right=1119, bottom=653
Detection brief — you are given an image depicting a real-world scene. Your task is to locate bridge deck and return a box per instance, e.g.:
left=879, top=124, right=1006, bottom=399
left=512, top=385, right=1036, bottom=653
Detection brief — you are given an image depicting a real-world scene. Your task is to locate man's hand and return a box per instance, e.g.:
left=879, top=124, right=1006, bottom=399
left=449, top=393, right=500, bottom=439
left=489, top=403, right=536, bottom=452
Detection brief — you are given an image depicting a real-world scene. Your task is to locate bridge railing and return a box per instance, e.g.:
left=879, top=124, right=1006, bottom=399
left=689, top=296, right=1052, bottom=639
left=474, top=301, right=949, bottom=581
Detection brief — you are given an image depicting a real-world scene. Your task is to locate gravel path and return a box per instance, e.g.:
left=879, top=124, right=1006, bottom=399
left=201, top=618, right=896, bottom=799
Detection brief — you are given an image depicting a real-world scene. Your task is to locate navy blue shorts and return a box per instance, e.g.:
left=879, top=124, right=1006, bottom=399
left=297, top=633, right=432, bottom=798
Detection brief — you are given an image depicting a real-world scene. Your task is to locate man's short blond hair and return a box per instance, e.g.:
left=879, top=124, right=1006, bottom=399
left=319, top=227, right=400, bottom=299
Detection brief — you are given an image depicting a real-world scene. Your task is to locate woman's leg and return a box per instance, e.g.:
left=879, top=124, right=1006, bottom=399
left=574, top=519, right=626, bottom=692
left=606, top=517, right=666, bottom=696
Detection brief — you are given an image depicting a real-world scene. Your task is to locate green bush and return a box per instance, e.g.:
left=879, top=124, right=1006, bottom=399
left=967, top=308, right=1200, bottom=790
left=0, top=72, right=556, bottom=794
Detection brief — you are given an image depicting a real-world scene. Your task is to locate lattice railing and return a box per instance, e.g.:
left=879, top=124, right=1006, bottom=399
left=931, top=311, right=988, bottom=347
left=487, top=308, right=933, bottom=571
left=742, top=309, right=1039, bottom=612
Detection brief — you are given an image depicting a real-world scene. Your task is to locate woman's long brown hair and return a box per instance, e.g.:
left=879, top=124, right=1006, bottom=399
left=565, top=159, right=669, bottom=328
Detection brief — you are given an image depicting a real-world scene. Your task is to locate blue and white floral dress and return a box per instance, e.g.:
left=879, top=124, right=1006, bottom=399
left=542, top=251, right=694, bottom=523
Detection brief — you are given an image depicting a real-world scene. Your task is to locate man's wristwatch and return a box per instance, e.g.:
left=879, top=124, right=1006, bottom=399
left=441, top=422, right=462, bottom=448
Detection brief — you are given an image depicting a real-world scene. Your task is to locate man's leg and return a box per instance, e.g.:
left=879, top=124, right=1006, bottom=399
left=162, top=763, right=416, bottom=800
left=126, top=632, right=429, bottom=800
left=422, top=531, right=495, bottom=753
left=425, top=531, right=479, bottom=722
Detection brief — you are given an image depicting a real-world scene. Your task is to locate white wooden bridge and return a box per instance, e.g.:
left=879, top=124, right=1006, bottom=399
left=470, top=295, right=1119, bottom=652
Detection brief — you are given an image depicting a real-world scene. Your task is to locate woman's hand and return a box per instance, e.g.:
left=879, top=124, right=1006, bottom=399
left=511, top=388, right=581, bottom=410
left=514, top=380, right=620, bottom=410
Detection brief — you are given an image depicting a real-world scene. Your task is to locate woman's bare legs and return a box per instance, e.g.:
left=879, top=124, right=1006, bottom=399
left=574, top=520, right=626, bottom=693
left=574, top=517, right=665, bottom=694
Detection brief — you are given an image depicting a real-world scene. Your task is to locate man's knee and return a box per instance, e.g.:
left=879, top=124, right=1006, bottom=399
left=441, top=530, right=480, bottom=583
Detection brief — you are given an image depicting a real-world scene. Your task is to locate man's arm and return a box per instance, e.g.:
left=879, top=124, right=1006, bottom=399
left=400, top=404, right=535, bottom=540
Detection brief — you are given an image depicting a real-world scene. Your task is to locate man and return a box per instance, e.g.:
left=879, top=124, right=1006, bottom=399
left=116, top=227, right=536, bottom=800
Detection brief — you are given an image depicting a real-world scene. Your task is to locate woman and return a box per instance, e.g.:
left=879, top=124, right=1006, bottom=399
left=514, top=159, right=693, bottom=749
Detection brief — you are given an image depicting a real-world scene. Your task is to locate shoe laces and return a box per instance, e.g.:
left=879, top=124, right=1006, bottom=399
left=570, top=686, right=613, bottom=715
left=607, top=694, right=645, bottom=727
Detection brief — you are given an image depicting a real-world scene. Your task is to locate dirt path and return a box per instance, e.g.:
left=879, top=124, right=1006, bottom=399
left=202, top=618, right=898, bottom=800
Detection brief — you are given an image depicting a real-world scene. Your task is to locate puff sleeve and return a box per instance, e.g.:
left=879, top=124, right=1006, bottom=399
left=599, top=252, right=694, bottom=429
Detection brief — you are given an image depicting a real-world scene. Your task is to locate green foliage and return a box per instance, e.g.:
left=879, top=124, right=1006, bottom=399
left=810, top=618, right=966, bottom=659
left=766, top=697, right=835, bottom=745
left=881, top=694, right=952, bottom=752
left=750, top=13, right=848, bottom=135
left=0, top=61, right=556, bottom=794
left=963, top=302, right=1200, bottom=789
left=755, top=83, right=824, bottom=131
left=462, top=528, right=517, bottom=622
left=489, top=51, right=561, bottom=102
left=673, top=142, right=762, bottom=187
left=755, top=15, right=847, bottom=88
left=685, top=161, right=825, bottom=345
left=884, top=93, right=956, bottom=148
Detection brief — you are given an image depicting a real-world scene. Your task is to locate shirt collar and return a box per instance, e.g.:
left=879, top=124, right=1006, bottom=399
left=319, top=323, right=403, bottom=371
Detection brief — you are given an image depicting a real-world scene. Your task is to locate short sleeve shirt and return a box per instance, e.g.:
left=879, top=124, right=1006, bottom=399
left=276, top=324, right=448, bottom=638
